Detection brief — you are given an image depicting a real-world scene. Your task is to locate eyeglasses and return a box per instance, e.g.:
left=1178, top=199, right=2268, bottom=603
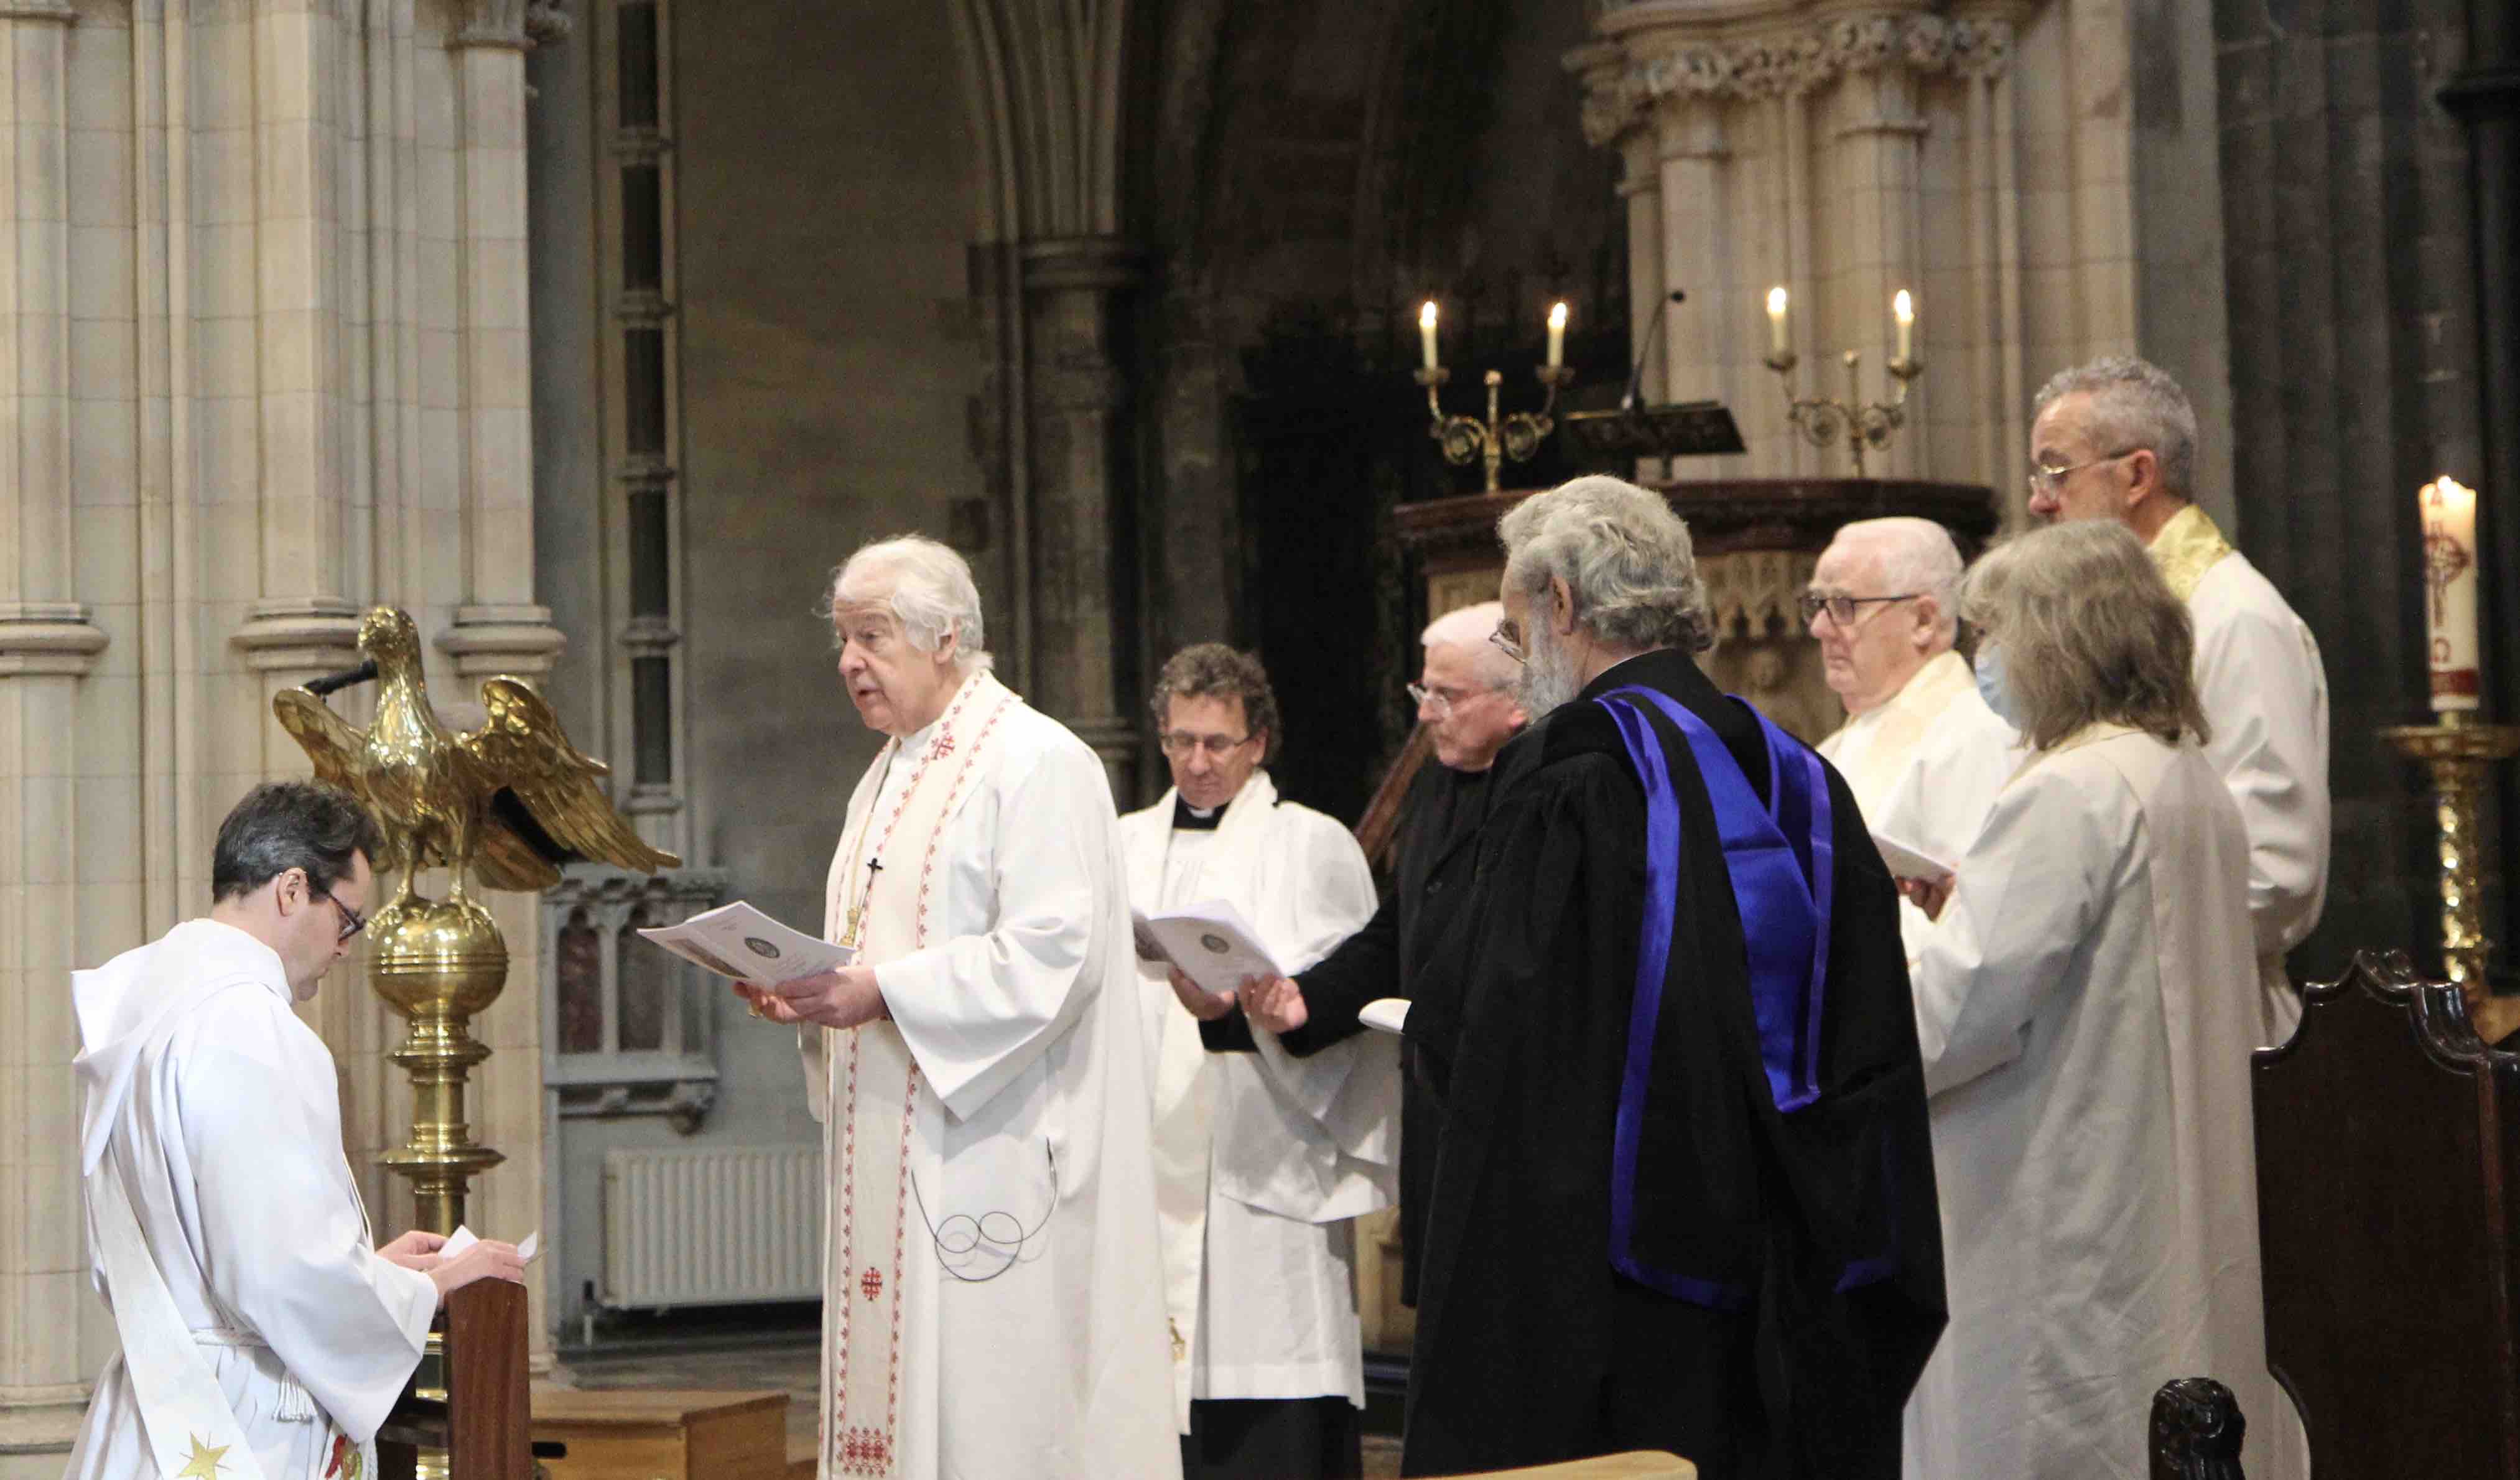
left=1798, top=591, right=1922, bottom=626
left=2026, top=448, right=2140, bottom=497
left=1158, top=732, right=1253, bottom=760
left=310, top=885, right=366, bottom=942
left=1489, top=621, right=1526, bottom=666
left=1406, top=681, right=1482, bottom=718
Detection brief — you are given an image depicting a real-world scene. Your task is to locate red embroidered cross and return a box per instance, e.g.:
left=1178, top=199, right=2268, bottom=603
left=839, top=1425, right=892, bottom=1474
left=859, top=1265, right=883, bottom=1301
left=929, top=727, right=955, bottom=760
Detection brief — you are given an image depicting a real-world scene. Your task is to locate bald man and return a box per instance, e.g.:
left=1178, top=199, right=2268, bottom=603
left=1807, top=518, right=2020, bottom=962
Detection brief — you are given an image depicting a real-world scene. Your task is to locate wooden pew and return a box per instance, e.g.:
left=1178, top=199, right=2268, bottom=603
left=2252, top=951, right=2520, bottom=1478
left=376, top=1280, right=537, bottom=1478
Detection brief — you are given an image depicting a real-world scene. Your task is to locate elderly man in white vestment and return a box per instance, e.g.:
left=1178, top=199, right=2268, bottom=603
left=1807, top=518, right=2019, bottom=961
left=1118, top=643, right=1385, bottom=1479
left=1902, top=521, right=2297, bottom=1479
left=67, top=781, right=526, bottom=1480
left=2029, top=355, right=2330, bottom=1040
left=738, top=534, right=1177, bottom=1480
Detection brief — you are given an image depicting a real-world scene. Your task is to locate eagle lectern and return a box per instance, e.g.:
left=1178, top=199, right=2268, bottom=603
left=274, top=605, right=678, bottom=1236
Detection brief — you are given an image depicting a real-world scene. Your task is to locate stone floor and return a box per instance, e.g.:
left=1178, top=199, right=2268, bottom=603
left=552, top=1326, right=1403, bottom=1476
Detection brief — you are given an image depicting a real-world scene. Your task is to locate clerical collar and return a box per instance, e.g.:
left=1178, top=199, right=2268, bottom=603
left=1171, top=796, right=1222, bottom=831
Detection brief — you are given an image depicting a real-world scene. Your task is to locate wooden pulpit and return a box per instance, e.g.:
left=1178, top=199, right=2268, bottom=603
left=2253, top=952, right=2520, bottom=1477
left=376, top=1280, right=536, bottom=1478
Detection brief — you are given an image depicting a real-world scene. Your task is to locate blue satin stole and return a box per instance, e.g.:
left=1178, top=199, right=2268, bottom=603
left=1594, top=685, right=1836, bottom=1308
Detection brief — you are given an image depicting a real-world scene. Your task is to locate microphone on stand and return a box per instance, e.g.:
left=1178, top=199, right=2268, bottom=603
left=1620, top=290, right=1688, bottom=411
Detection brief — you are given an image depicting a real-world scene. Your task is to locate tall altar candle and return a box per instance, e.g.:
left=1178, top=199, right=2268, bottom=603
left=1546, top=302, right=1568, bottom=368
left=1419, top=301, right=1440, bottom=371
left=2424, top=475, right=2482, bottom=712
left=1893, top=289, right=1915, bottom=361
left=1766, top=286, right=1789, bottom=355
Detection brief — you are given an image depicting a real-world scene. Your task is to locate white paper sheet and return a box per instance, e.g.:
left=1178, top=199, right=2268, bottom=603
left=638, top=900, right=854, bottom=984
left=1872, top=828, right=1956, bottom=882
left=1357, top=998, right=1410, bottom=1035
left=1130, top=898, right=1286, bottom=997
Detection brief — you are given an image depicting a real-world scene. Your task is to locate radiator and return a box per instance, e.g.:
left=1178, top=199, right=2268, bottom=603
left=601, top=1144, right=823, bottom=1309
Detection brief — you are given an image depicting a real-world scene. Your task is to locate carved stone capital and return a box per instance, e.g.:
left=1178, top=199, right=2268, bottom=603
left=1020, top=235, right=1145, bottom=294
left=232, top=597, right=362, bottom=674
left=0, top=602, right=107, bottom=677
left=450, top=0, right=570, bottom=51
left=0, top=1, right=75, bottom=22
left=436, top=603, right=568, bottom=680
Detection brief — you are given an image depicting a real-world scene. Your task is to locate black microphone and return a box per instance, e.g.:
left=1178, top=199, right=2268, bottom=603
left=304, top=659, right=379, bottom=697
left=1620, top=290, right=1688, bottom=411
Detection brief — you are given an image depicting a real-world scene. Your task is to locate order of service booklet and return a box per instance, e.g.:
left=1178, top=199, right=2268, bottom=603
left=1132, top=898, right=1285, bottom=999
left=638, top=901, right=855, bottom=984
left=1871, top=829, right=1956, bottom=883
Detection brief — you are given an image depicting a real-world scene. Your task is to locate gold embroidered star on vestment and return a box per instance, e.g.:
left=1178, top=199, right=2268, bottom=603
left=177, top=1435, right=231, bottom=1478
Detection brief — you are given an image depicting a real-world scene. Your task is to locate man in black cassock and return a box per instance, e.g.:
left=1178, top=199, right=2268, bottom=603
left=1241, top=600, right=1528, bottom=1310
left=1395, top=476, right=1946, bottom=1479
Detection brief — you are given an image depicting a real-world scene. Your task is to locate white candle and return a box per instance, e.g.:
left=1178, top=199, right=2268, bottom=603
left=1419, top=301, right=1439, bottom=371
left=1893, top=289, right=1915, bottom=362
left=2424, top=475, right=2483, bottom=712
left=1546, top=302, right=1568, bottom=368
left=1766, top=286, right=1789, bottom=355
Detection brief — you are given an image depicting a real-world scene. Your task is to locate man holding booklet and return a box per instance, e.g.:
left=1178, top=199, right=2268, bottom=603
left=733, top=535, right=1175, bottom=1480
left=1119, top=643, right=1385, bottom=1480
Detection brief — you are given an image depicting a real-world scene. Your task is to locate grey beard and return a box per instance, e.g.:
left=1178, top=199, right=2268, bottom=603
left=1516, top=628, right=1582, bottom=717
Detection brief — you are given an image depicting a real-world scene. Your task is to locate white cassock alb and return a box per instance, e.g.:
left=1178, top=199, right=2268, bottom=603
left=1904, top=725, right=2299, bottom=1480
left=800, top=669, right=1176, bottom=1480
left=67, top=919, right=437, bottom=1480
left=2150, top=505, right=2330, bottom=1040
left=1816, top=649, right=2021, bottom=965
left=1117, top=770, right=1389, bottom=1430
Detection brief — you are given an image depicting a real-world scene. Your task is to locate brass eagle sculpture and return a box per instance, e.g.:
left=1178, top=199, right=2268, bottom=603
left=274, top=606, right=679, bottom=905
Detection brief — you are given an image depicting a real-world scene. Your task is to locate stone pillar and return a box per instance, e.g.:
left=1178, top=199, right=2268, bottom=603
left=1655, top=95, right=1733, bottom=482
left=0, top=1, right=110, bottom=1458
left=1831, top=27, right=1928, bottom=478
left=1022, top=236, right=1141, bottom=799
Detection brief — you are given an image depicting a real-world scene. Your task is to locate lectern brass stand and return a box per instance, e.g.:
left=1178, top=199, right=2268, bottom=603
left=277, top=607, right=675, bottom=1475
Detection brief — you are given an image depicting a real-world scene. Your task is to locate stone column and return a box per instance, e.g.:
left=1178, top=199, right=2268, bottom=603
left=0, top=0, right=110, bottom=1459
left=1830, top=21, right=1930, bottom=478
left=1655, top=95, right=1734, bottom=481
left=1022, top=236, right=1141, bottom=799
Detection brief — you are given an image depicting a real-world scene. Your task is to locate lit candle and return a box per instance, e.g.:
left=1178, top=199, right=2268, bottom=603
left=2423, top=475, right=2482, bottom=712
left=1893, top=289, right=1915, bottom=362
left=1419, top=301, right=1440, bottom=371
left=1767, top=286, right=1789, bottom=355
left=1546, top=302, right=1568, bottom=368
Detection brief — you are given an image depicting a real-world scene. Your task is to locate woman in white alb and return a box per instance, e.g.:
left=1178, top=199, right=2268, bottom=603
left=1900, top=520, right=2301, bottom=1479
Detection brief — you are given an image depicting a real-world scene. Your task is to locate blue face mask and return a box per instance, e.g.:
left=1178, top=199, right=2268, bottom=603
left=1974, top=641, right=2024, bottom=728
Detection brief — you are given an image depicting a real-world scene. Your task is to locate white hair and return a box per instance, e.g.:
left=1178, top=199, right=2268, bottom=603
left=1497, top=475, right=1714, bottom=654
left=1826, top=517, right=1963, bottom=644
left=1421, top=600, right=1519, bottom=691
left=825, top=534, right=992, bottom=673
left=2032, top=354, right=2198, bottom=501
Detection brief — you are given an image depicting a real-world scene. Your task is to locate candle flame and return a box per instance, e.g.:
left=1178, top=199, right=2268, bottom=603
left=1893, top=289, right=1914, bottom=324
left=2434, top=474, right=2476, bottom=507
left=1767, top=286, right=1788, bottom=317
left=1548, top=301, right=1568, bottom=329
left=1420, top=300, right=1438, bottom=330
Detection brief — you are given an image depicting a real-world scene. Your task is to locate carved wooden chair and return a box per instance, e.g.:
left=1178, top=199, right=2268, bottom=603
left=2251, top=951, right=2520, bottom=1478
left=376, top=1280, right=539, bottom=1478
left=2150, top=1377, right=2247, bottom=1479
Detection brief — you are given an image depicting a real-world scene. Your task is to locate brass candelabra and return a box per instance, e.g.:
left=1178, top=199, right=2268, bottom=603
left=1764, top=347, right=1921, bottom=477
left=2379, top=712, right=2520, bottom=1041
left=1417, top=365, right=1575, bottom=492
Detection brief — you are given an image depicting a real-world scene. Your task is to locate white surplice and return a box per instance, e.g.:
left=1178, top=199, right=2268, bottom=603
left=1816, top=649, right=2022, bottom=964
left=1117, top=771, right=1388, bottom=1430
left=67, top=919, right=437, bottom=1480
left=1904, top=726, right=2299, bottom=1480
left=2150, top=505, right=2331, bottom=1040
left=799, top=670, right=1176, bottom=1480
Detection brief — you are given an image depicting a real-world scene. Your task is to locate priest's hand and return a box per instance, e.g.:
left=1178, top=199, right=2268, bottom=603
left=378, top=1229, right=448, bottom=1272
left=1242, top=975, right=1309, bottom=1033
left=428, top=1239, right=526, bottom=1304
left=762, top=966, right=891, bottom=1030
left=1899, top=873, right=1955, bottom=922
left=1168, top=968, right=1236, bottom=1022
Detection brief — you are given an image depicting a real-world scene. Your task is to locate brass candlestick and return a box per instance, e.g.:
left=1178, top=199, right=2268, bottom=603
left=2379, top=712, right=2520, bottom=1041
left=1764, top=347, right=1921, bottom=477
left=1418, top=364, right=1574, bottom=491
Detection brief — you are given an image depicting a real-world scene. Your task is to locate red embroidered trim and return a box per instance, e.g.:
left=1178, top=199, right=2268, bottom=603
left=858, top=1266, right=883, bottom=1301
left=837, top=1426, right=892, bottom=1474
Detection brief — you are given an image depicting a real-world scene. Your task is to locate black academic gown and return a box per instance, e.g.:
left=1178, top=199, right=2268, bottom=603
left=1270, top=754, right=1507, bottom=1307
left=1398, top=649, right=1945, bottom=1480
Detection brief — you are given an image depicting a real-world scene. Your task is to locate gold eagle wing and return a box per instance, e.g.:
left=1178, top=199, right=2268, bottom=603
left=457, top=677, right=682, bottom=891
left=271, top=687, right=408, bottom=875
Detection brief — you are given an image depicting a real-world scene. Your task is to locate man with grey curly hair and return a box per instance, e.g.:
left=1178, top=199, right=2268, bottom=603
left=2030, top=355, right=2329, bottom=1040
left=1117, top=642, right=1384, bottom=1477
left=1395, top=475, right=1945, bottom=1479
